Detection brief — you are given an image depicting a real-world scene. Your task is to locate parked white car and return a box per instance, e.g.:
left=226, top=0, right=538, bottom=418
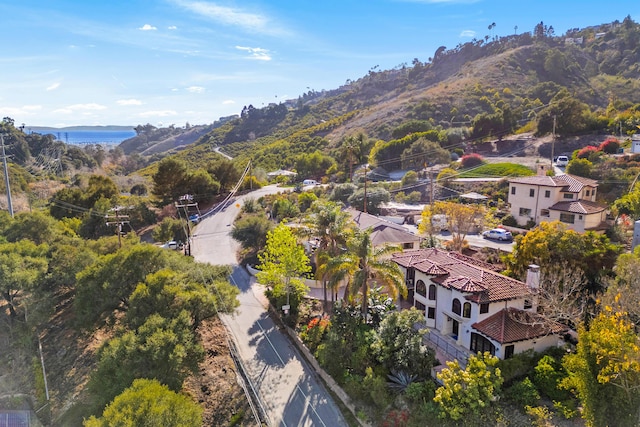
left=555, top=155, right=569, bottom=167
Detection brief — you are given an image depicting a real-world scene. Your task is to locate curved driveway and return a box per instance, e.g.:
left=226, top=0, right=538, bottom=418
left=191, top=185, right=347, bottom=427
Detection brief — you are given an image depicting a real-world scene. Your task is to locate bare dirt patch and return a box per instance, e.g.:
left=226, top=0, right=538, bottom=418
left=184, top=317, right=254, bottom=426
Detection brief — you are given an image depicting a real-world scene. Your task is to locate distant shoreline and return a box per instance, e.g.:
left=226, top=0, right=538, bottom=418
left=27, top=125, right=135, bottom=133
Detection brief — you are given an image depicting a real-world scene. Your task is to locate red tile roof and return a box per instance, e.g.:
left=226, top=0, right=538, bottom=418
left=392, top=248, right=532, bottom=303
left=472, top=307, right=567, bottom=344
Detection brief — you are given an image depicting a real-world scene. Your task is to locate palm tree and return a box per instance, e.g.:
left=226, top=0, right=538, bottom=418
left=303, top=201, right=355, bottom=310
left=329, top=228, right=406, bottom=318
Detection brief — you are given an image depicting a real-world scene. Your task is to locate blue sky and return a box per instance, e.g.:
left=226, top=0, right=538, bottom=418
left=1, top=0, right=637, bottom=128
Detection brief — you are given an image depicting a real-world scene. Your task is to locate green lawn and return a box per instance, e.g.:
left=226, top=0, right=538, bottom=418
left=458, top=162, right=535, bottom=178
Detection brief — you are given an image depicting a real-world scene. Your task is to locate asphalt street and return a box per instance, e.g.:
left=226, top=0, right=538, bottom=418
left=191, top=185, right=348, bottom=427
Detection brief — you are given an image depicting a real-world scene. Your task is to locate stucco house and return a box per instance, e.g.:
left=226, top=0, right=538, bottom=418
left=393, top=249, right=567, bottom=363
left=507, top=174, right=609, bottom=232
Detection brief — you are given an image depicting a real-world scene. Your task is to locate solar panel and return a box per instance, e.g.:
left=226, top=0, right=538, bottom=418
left=0, top=411, right=30, bottom=427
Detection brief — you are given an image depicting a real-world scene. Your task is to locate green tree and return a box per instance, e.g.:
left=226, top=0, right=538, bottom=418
left=183, top=169, right=220, bottom=203
left=0, top=241, right=48, bottom=319
left=566, top=158, right=593, bottom=178
left=4, top=211, right=68, bottom=245
left=231, top=214, right=273, bottom=256
left=536, top=89, right=592, bottom=137
left=562, top=308, right=640, bottom=427
left=84, top=379, right=202, bottom=427
left=503, top=221, right=621, bottom=294
left=434, top=352, right=504, bottom=424
left=75, top=245, right=171, bottom=326
left=208, top=158, right=241, bottom=192
left=126, top=269, right=236, bottom=331
left=257, top=224, right=311, bottom=315
left=152, top=158, right=189, bottom=206
left=329, top=228, right=405, bottom=317
left=304, top=200, right=355, bottom=308
left=89, top=311, right=204, bottom=408
left=371, top=308, right=435, bottom=378
left=401, top=137, right=450, bottom=169
left=348, top=186, right=390, bottom=215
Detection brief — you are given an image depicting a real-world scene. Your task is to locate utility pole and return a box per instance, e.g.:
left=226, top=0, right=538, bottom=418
left=1, top=134, right=14, bottom=217
left=105, top=207, right=129, bottom=248
left=430, top=170, right=435, bottom=210
left=551, top=115, right=557, bottom=170
left=363, top=165, right=368, bottom=214
left=176, top=194, right=199, bottom=256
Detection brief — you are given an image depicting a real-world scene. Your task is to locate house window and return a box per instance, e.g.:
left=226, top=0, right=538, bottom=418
left=524, top=299, right=533, bottom=309
left=416, top=280, right=426, bottom=297
left=463, top=302, right=471, bottom=318
left=511, top=186, right=516, bottom=195
left=415, top=301, right=426, bottom=312
left=519, top=208, right=532, bottom=217
left=504, top=345, right=515, bottom=359
left=540, top=209, right=550, bottom=217
left=529, top=189, right=535, bottom=197
left=428, top=284, right=436, bottom=300
left=585, top=190, right=590, bottom=197
left=563, top=193, right=573, bottom=199
left=427, top=307, right=436, bottom=319
left=560, top=213, right=575, bottom=224
left=403, top=242, right=414, bottom=249
left=452, top=298, right=461, bottom=316
left=480, top=303, right=489, bottom=314
left=544, top=190, right=550, bottom=198
left=579, top=215, right=583, bottom=220
left=470, top=332, right=496, bottom=356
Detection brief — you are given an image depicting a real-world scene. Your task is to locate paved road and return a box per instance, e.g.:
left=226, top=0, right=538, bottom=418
left=191, top=185, right=347, bottom=427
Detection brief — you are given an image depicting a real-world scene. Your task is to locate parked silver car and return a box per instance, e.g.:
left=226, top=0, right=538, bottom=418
left=482, top=228, right=513, bottom=242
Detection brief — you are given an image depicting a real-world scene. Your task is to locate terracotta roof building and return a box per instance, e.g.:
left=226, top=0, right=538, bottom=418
left=393, top=249, right=567, bottom=361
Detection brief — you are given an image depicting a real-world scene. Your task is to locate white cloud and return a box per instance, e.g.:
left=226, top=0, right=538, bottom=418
left=168, top=25, right=178, bottom=30
left=139, top=24, right=157, bottom=31
left=222, top=100, right=235, bottom=105
left=460, top=30, right=476, bottom=37
left=46, top=82, right=61, bottom=91
left=0, top=105, right=42, bottom=117
left=186, top=86, right=205, bottom=93
left=53, top=103, right=107, bottom=114
left=138, top=110, right=178, bottom=118
left=235, top=46, right=272, bottom=61
left=117, top=99, right=143, bottom=106
left=172, top=0, right=287, bottom=35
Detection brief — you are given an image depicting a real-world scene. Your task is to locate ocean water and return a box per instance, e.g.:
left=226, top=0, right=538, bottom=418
left=45, top=130, right=137, bottom=145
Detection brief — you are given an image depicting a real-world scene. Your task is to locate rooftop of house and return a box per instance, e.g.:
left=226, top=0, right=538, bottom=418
left=472, top=307, right=567, bottom=344
left=346, top=208, right=421, bottom=246
left=548, top=199, right=607, bottom=214
left=509, top=174, right=598, bottom=193
left=392, top=248, right=532, bottom=303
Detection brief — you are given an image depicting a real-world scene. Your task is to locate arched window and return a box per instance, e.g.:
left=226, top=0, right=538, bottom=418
left=416, top=280, right=426, bottom=297
left=470, top=333, right=496, bottom=355
left=463, top=302, right=471, bottom=318
left=452, top=298, right=461, bottom=316
left=428, top=284, right=436, bottom=300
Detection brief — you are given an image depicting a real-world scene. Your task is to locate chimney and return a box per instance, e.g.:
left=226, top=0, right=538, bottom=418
left=526, top=264, right=540, bottom=291
left=537, top=164, right=549, bottom=176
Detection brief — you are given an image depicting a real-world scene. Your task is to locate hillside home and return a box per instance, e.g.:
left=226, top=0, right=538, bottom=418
left=393, top=249, right=567, bottom=363
left=346, top=208, right=422, bottom=250
left=507, top=174, right=609, bottom=232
